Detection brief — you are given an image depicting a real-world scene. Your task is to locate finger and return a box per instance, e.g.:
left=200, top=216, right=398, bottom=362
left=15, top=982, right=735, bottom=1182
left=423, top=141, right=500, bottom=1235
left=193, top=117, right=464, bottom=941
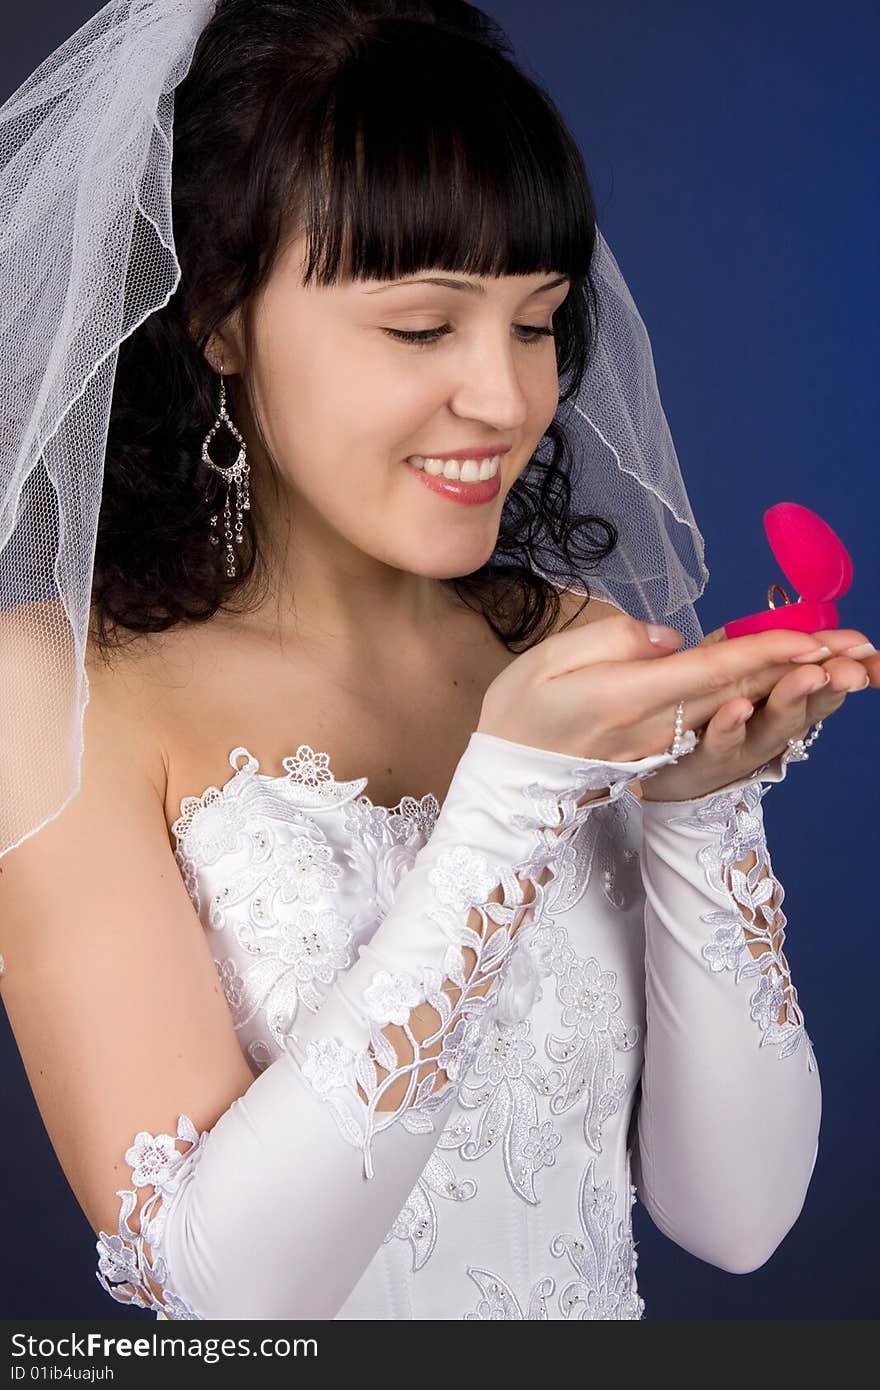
left=720, top=626, right=879, bottom=686
left=699, top=696, right=755, bottom=755
left=540, top=613, right=687, bottom=680
left=755, top=664, right=839, bottom=749
left=583, top=623, right=847, bottom=724
left=816, top=654, right=874, bottom=693
left=795, top=631, right=877, bottom=691
left=795, top=627, right=874, bottom=658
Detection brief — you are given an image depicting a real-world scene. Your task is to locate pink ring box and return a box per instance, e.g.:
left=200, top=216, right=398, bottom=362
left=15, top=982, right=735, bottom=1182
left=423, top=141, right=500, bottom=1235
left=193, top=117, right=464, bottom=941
left=722, top=501, right=853, bottom=639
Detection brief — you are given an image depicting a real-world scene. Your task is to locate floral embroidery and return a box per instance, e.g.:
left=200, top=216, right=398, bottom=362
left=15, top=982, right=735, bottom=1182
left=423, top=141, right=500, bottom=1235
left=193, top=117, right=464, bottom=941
left=463, top=1269, right=555, bottom=1319
left=428, top=844, right=502, bottom=913
left=379, top=817, right=644, bottom=1262
left=214, top=957, right=246, bottom=1015
left=362, top=969, right=427, bottom=1025
left=95, top=1115, right=209, bottom=1320
left=382, top=1140, right=478, bottom=1272
left=549, top=1157, right=644, bottom=1319
left=664, top=780, right=817, bottom=1068
left=172, top=748, right=369, bottom=1058
left=171, top=744, right=371, bottom=915
left=290, top=758, right=627, bottom=1180
left=522, top=1119, right=562, bottom=1170
left=279, top=744, right=335, bottom=790
left=548, top=955, right=640, bottom=1151
left=461, top=1157, right=643, bottom=1319
left=164, top=737, right=678, bottom=1301
left=343, top=792, right=440, bottom=848
left=301, top=1037, right=358, bottom=1095
left=339, top=795, right=441, bottom=953
left=551, top=793, right=644, bottom=917
left=443, top=1013, right=564, bottom=1205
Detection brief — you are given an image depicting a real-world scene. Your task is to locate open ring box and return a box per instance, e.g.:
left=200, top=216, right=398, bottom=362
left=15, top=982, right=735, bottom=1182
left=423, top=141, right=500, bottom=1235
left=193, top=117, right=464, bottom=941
left=722, top=501, right=853, bottom=639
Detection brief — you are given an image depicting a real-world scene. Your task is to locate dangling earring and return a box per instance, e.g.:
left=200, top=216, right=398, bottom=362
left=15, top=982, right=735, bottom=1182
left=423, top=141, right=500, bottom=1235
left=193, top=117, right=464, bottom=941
left=202, top=360, right=250, bottom=578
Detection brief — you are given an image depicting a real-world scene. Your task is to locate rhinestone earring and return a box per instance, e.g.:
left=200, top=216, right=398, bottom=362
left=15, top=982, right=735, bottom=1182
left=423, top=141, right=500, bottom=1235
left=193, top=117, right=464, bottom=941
left=202, top=361, right=250, bottom=578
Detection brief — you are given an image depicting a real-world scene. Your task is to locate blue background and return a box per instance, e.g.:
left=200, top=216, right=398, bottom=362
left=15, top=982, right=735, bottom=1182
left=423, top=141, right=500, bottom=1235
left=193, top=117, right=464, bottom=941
left=1, top=0, right=876, bottom=1319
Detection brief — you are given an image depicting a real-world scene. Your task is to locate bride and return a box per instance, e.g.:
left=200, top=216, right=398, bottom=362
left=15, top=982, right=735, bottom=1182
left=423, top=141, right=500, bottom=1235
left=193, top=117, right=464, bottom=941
left=0, top=0, right=873, bottom=1320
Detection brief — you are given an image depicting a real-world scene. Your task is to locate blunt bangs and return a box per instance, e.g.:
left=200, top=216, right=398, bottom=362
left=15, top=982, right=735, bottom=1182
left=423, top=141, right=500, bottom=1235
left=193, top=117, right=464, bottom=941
left=286, top=19, right=598, bottom=291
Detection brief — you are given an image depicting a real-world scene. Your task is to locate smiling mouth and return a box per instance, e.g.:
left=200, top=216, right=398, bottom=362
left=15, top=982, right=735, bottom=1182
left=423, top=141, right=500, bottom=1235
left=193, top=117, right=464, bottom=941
left=404, top=453, right=503, bottom=482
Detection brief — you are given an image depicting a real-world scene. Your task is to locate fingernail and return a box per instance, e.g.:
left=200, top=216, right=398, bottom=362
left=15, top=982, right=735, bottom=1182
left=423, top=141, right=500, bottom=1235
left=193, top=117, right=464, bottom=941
left=842, top=642, right=877, bottom=658
left=790, top=645, right=832, bottom=663
left=646, top=624, right=680, bottom=646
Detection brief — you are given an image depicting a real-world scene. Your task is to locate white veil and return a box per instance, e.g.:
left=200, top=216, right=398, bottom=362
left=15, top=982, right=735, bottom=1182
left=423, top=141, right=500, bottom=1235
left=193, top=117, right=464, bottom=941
left=0, top=0, right=708, bottom=862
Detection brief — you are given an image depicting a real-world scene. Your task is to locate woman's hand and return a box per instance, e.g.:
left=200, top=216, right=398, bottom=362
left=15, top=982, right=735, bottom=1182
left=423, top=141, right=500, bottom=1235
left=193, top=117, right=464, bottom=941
left=640, top=625, right=878, bottom=802
left=476, top=611, right=876, bottom=776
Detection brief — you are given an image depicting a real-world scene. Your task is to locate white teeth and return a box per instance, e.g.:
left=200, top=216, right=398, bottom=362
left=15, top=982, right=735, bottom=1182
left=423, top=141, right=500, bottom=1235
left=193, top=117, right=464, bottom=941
left=407, top=454, right=501, bottom=482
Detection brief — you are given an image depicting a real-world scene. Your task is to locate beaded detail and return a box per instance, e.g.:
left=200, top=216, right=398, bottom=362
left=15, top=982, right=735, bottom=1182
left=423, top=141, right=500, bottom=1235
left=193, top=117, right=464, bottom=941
left=101, top=736, right=690, bottom=1318
left=288, top=758, right=644, bottom=1180
left=463, top=1156, right=643, bottom=1319
left=375, top=800, right=644, bottom=1271
left=171, top=746, right=441, bottom=1065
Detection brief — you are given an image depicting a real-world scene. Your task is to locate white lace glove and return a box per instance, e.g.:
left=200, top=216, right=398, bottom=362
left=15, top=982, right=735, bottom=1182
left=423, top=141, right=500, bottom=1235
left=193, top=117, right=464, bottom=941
left=97, top=729, right=696, bottom=1320
left=633, top=754, right=822, bottom=1273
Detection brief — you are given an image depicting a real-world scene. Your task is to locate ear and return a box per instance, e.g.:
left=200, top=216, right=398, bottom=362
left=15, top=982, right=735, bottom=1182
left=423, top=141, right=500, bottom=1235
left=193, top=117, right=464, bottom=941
left=204, top=332, right=245, bottom=376
left=188, top=307, right=245, bottom=376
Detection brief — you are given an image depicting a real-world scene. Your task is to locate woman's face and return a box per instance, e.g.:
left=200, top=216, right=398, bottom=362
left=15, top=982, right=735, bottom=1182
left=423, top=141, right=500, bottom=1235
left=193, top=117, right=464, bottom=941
left=222, top=234, right=570, bottom=586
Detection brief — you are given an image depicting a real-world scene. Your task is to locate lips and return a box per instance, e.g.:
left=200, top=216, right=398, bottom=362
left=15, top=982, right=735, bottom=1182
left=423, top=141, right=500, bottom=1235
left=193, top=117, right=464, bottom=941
left=406, top=445, right=512, bottom=462
left=403, top=456, right=502, bottom=506
left=407, top=454, right=501, bottom=482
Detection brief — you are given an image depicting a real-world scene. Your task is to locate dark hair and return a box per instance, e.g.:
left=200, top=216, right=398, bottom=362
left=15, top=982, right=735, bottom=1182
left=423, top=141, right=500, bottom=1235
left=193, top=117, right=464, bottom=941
left=91, top=0, right=618, bottom=657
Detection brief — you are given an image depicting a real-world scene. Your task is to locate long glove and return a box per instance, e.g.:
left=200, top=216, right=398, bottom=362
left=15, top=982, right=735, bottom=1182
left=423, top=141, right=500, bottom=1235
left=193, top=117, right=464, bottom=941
left=634, top=753, right=822, bottom=1273
left=96, top=729, right=695, bottom=1320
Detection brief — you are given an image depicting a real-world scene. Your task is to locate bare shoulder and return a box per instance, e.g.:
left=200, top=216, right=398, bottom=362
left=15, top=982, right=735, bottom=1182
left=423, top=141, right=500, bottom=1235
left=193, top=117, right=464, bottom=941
left=83, top=624, right=182, bottom=804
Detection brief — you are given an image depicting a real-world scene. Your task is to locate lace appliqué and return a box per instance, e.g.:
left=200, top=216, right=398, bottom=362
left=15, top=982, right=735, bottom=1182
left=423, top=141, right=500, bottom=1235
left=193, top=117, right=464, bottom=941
left=172, top=746, right=436, bottom=1066
left=440, top=809, right=642, bottom=1203
left=387, top=908, right=642, bottom=1269
left=462, top=1157, right=643, bottom=1319
left=549, top=1157, right=644, bottom=1318
left=664, top=780, right=816, bottom=1068
left=339, top=794, right=441, bottom=949
left=547, top=953, right=640, bottom=1148
left=440, top=1011, right=562, bottom=1208
left=292, top=759, right=658, bottom=1181
left=95, top=1115, right=209, bottom=1320
left=171, top=743, right=375, bottom=914
left=463, top=1269, right=555, bottom=1320
left=551, top=792, right=644, bottom=917
left=381, top=1137, right=478, bottom=1270
left=439, top=938, right=639, bottom=1212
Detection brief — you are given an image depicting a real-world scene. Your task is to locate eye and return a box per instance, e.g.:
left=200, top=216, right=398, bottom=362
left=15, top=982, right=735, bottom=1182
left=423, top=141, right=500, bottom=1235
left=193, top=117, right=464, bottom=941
left=381, top=324, right=556, bottom=350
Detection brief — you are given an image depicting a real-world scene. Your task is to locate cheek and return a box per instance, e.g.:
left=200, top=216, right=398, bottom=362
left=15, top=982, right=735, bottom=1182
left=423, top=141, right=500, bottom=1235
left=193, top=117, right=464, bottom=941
left=530, top=360, right=560, bottom=425
left=255, top=330, right=377, bottom=458
left=253, top=332, right=436, bottom=486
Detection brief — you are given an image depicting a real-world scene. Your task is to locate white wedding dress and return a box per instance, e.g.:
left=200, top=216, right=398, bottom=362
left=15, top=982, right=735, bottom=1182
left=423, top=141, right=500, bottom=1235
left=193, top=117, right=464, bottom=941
left=94, top=725, right=821, bottom=1321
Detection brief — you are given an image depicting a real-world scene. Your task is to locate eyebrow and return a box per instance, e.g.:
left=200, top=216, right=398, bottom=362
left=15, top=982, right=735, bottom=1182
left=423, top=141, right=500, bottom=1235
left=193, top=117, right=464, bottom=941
left=362, top=274, right=570, bottom=296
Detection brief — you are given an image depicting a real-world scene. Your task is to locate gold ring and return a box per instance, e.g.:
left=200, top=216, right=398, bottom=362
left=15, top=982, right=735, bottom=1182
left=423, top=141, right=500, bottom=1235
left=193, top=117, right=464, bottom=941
left=767, top=582, right=792, bottom=610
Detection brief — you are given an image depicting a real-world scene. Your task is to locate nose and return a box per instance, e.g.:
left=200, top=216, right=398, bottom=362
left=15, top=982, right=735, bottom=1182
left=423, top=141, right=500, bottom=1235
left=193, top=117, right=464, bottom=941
left=446, top=333, right=535, bottom=434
